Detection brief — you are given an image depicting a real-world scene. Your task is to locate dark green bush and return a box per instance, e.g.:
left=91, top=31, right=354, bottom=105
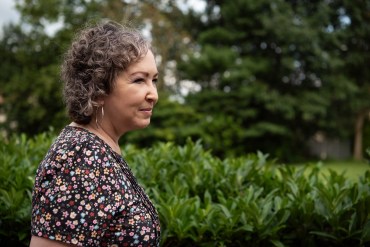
left=0, top=134, right=369, bottom=246
left=0, top=133, right=54, bottom=246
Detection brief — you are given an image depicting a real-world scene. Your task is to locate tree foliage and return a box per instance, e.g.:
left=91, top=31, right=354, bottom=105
left=178, top=0, right=370, bottom=160
left=0, top=0, right=369, bottom=161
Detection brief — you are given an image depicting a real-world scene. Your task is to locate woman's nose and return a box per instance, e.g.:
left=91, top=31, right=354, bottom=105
left=146, top=84, right=158, bottom=104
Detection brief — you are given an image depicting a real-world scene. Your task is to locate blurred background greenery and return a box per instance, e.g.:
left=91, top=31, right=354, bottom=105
left=0, top=0, right=369, bottom=163
left=0, top=1, right=369, bottom=246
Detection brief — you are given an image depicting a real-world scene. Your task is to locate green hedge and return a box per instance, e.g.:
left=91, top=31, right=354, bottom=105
left=0, top=133, right=54, bottom=246
left=0, top=133, right=369, bottom=246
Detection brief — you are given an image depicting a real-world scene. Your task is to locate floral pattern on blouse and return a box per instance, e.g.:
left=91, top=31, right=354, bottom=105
left=31, top=126, right=160, bottom=246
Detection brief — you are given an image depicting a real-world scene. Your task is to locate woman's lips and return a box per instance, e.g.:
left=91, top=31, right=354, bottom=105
left=139, top=108, right=153, bottom=116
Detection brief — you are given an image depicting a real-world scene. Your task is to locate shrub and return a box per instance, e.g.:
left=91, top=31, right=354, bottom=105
left=0, top=134, right=369, bottom=246
left=127, top=140, right=370, bottom=246
left=0, top=132, right=54, bottom=246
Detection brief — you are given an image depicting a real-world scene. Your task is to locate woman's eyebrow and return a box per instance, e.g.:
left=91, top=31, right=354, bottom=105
left=130, top=71, right=159, bottom=77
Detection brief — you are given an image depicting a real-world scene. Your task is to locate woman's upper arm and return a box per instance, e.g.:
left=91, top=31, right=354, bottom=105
left=29, top=236, right=74, bottom=247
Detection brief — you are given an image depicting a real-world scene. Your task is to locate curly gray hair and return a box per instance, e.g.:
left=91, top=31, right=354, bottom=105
left=61, top=20, right=151, bottom=124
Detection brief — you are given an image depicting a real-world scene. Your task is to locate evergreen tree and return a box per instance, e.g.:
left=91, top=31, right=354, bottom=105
left=178, top=0, right=370, bottom=160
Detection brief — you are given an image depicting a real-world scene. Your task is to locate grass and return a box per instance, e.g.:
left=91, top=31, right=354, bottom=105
left=302, top=159, right=370, bottom=181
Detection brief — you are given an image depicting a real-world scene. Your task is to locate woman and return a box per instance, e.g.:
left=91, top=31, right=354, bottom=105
left=30, top=20, right=160, bottom=246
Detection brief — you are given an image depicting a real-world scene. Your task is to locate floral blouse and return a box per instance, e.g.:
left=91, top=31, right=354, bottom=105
left=31, top=126, right=160, bottom=246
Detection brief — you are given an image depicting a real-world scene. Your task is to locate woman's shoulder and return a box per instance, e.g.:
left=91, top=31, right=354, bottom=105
left=44, top=126, right=111, bottom=163
left=55, top=125, right=105, bottom=148
left=36, top=126, right=114, bottom=180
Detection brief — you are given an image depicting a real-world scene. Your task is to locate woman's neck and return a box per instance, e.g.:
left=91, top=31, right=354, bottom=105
left=69, top=122, right=122, bottom=155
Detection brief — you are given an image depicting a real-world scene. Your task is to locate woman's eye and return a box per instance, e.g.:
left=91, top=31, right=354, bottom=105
left=153, top=78, right=158, bottom=84
left=133, top=78, right=144, bottom=83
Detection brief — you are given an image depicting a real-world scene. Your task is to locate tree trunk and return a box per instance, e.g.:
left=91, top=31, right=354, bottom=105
left=353, top=109, right=370, bottom=160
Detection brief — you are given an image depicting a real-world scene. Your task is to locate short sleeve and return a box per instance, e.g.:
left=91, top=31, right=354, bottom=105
left=31, top=140, right=125, bottom=246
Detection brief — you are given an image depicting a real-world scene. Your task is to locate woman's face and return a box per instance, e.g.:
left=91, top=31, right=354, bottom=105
left=102, top=50, right=158, bottom=136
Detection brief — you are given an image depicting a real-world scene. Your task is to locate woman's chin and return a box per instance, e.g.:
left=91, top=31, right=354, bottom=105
left=133, top=120, right=151, bottom=130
